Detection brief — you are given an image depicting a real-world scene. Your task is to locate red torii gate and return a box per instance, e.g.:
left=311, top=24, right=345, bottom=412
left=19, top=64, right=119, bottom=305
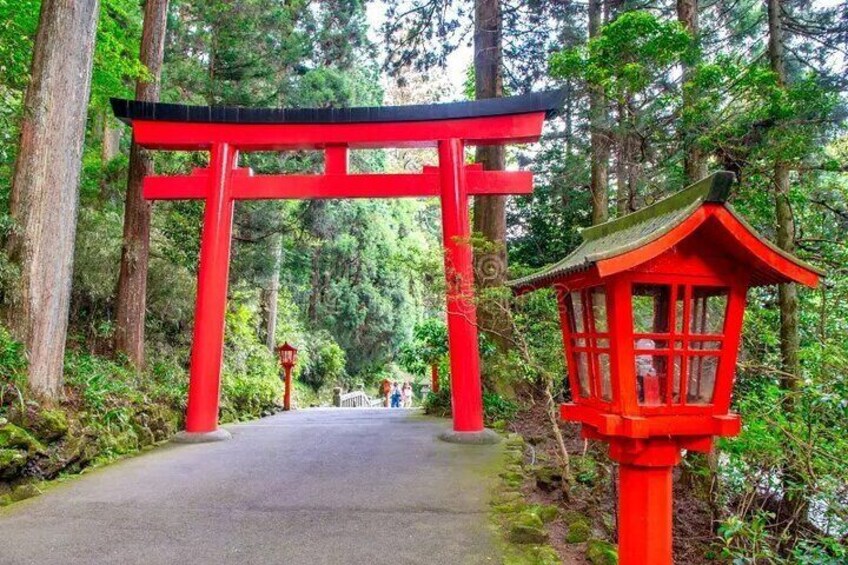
left=112, top=90, right=563, bottom=442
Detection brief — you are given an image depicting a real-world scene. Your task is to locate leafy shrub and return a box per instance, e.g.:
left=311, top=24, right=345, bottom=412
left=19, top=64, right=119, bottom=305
left=0, top=325, right=27, bottom=404
left=422, top=385, right=452, bottom=418
left=299, top=331, right=346, bottom=392
left=483, top=391, right=519, bottom=424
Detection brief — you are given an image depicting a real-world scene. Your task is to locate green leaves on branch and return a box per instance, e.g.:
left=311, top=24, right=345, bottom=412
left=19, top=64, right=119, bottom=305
left=550, top=11, right=692, bottom=101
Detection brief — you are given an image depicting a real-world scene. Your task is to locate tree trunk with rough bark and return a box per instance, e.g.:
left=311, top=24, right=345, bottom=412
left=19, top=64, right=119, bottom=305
left=615, top=99, right=637, bottom=216
left=114, top=0, right=170, bottom=367
left=5, top=0, right=99, bottom=398
left=473, top=0, right=511, bottom=347
left=102, top=117, right=122, bottom=164
left=768, top=0, right=808, bottom=529
left=767, top=0, right=799, bottom=395
left=261, top=235, right=282, bottom=352
left=678, top=0, right=707, bottom=183
left=588, top=0, right=610, bottom=224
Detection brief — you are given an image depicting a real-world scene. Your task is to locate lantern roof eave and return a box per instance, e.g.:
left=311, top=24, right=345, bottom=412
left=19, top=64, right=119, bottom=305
left=508, top=171, right=824, bottom=293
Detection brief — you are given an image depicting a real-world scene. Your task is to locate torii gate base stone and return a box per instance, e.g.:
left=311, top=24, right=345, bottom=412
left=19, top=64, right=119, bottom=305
left=112, top=91, right=563, bottom=443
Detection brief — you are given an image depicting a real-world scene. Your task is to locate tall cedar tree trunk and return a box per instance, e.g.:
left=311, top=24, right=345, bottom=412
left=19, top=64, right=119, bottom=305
left=588, top=0, right=610, bottom=224
left=615, top=98, right=637, bottom=215
left=767, top=0, right=799, bottom=386
left=261, top=235, right=282, bottom=351
left=102, top=114, right=121, bottom=164
left=768, top=0, right=808, bottom=528
left=678, top=0, right=707, bottom=183
left=114, top=0, right=170, bottom=367
left=5, top=0, right=99, bottom=398
left=473, top=0, right=511, bottom=347
left=675, top=0, right=720, bottom=526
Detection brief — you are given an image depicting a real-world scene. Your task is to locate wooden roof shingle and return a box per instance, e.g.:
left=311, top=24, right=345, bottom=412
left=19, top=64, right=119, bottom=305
left=508, top=172, right=823, bottom=292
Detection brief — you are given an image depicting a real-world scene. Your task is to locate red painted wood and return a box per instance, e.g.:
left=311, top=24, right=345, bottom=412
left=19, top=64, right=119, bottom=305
left=276, top=342, right=298, bottom=411
left=711, top=206, right=820, bottom=287
left=325, top=145, right=348, bottom=174
left=542, top=196, right=822, bottom=565
left=438, top=138, right=484, bottom=433
left=185, top=143, right=237, bottom=433
left=143, top=168, right=533, bottom=200
left=283, top=366, right=292, bottom=411
left=131, top=112, right=547, bottom=150
left=128, top=103, right=549, bottom=440
left=713, top=284, right=748, bottom=414
left=595, top=208, right=708, bottom=278
left=619, top=463, right=673, bottom=565
left=595, top=205, right=821, bottom=287
left=555, top=288, right=581, bottom=406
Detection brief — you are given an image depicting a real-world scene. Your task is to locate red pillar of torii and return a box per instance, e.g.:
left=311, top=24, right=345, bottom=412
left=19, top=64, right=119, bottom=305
left=112, top=91, right=563, bottom=442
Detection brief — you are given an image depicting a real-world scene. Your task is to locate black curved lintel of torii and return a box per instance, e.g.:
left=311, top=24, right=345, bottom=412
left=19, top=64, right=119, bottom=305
left=110, top=89, right=566, bottom=126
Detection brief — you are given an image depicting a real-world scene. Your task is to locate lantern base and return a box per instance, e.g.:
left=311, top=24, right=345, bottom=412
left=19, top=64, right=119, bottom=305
left=172, top=428, right=232, bottom=443
left=438, top=428, right=501, bottom=445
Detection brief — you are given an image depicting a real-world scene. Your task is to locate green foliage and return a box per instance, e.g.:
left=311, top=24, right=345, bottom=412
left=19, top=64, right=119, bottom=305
left=0, top=0, right=39, bottom=91
left=565, top=520, right=590, bottom=544
left=422, top=385, right=452, bottom=418
left=0, top=325, right=26, bottom=389
left=585, top=539, right=618, bottom=565
left=483, top=392, right=519, bottom=424
left=397, top=318, right=448, bottom=376
left=301, top=198, right=442, bottom=376
left=219, top=300, right=283, bottom=421
left=550, top=11, right=691, bottom=102
left=298, top=331, right=347, bottom=393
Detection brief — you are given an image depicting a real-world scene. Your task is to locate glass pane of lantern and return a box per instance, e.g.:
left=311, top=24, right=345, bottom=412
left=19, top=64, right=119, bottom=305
left=690, top=340, right=721, bottom=350
left=687, top=355, right=719, bottom=404
left=572, top=337, right=586, bottom=347
left=635, top=338, right=668, bottom=350
left=632, top=284, right=671, bottom=334
left=575, top=352, right=591, bottom=397
left=672, top=356, right=682, bottom=403
left=590, top=287, right=608, bottom=332
left=596, top=338, right=609, bottom=348
left=598, top=353, right=612, bottom=401
left=690, top=288, right=729, bottom=335
left=568, top=291, right=585, bottom=333
left=636, top=352, right=668, bottom=406
left=675, top=288, right=684, bottom=333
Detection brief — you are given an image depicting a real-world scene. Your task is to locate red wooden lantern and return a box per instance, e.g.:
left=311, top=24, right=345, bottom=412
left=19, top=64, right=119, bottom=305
left=277, top=341, right=298, bottom=369
left=509, top=172, right=822, bottom=565
left=276, top=342, right=298, bottom=411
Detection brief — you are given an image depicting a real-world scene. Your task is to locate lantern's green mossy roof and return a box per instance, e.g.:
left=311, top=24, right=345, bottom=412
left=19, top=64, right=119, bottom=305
left=508, top=171, right=773, bottom=290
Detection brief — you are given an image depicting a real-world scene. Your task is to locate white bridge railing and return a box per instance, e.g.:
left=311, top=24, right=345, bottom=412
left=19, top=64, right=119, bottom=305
left=333, top=388, right=383, bottom=408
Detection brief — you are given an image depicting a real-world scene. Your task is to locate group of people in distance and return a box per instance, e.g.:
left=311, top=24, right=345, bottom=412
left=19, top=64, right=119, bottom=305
left=381, top=379, right=414, bottom=408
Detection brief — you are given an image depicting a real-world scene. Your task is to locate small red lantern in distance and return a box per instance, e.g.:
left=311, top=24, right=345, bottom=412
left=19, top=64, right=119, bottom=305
left=276, top=342, right=298, bottom=411
left=509, top=172, right=822, bottom=565
left=277, top=342, right=298, bottom=369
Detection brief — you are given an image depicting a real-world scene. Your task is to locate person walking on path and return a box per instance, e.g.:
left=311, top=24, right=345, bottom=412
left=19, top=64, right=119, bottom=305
left=390, top=381, right=402, bottom=408
left=381, top=378, right=392, bottom=407
left=402, top=382, right=414, bottom=408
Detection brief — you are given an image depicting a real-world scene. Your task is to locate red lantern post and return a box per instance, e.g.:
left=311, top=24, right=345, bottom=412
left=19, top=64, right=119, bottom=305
left=276, top=342, right=298, bottom=411
left=509, top=173, right=823, bottom=565
left=430, top=363, right=440, bottom=393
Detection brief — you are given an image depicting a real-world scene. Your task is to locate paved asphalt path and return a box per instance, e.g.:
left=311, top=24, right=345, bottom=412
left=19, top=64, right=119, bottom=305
left=0, top=409, right=504, bottom=565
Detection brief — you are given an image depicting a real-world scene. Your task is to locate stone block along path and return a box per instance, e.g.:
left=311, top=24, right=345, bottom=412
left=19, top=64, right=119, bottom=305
left=0, top=409, right=504, bottom=565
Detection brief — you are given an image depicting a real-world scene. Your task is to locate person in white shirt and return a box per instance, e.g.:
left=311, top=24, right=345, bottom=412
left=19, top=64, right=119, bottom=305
left=402, top=382, right=414, bottom=408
